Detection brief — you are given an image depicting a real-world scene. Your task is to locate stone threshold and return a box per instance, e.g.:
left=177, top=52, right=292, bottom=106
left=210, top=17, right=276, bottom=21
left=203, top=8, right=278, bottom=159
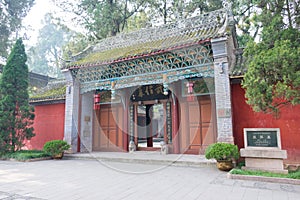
left=227, top=172, right=300, bottom=185
left=63, top=152, right=216, bottom=168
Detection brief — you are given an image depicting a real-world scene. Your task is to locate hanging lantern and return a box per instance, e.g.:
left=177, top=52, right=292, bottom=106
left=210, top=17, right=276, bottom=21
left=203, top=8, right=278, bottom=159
left=163, top=74, right=169, bottom=95
left=163, top=82, right=169, bottom=95
left=94, top=93, right=101, bottom=110
left=111, top=81, right=116, bottom=100
left=186, top=82, right=194, bottom=102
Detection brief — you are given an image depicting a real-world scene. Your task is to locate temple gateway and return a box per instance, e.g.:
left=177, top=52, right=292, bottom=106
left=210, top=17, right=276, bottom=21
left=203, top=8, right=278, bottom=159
left=61, top=5, right=238, bottom=154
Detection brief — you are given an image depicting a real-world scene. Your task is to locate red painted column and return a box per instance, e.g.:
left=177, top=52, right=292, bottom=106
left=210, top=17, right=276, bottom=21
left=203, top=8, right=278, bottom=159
left=122, top=94, right=129, bottom=151
left=134, top=104, right=138, bottom=146
left=172, top=98, right=180, bottom=153
left=77, top=94, right=82, bottom=152
left=146, top=105, right=153, bottom=147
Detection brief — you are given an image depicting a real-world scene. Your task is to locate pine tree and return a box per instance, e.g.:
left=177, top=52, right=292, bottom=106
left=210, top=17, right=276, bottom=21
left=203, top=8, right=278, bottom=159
left=0, top=38, right=35, bottom=153
left=242, top=0, right=300, bottom=115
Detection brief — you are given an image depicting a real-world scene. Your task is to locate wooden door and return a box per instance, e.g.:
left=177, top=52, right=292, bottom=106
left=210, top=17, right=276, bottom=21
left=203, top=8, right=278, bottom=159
left=93, top=105, right=119, bottom=151
left=182, top=96, right=216, bottom=154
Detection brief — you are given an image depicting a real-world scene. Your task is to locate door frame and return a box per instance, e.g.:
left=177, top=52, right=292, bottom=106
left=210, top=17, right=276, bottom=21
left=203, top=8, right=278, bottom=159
left=131, top=99, right=170, bottom=151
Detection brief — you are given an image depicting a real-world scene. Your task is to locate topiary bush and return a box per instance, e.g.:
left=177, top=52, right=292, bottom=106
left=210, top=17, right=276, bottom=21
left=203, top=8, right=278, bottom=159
left=205, top=142, right=239, bottom=161
left=43, top=140, right=70, bottom=158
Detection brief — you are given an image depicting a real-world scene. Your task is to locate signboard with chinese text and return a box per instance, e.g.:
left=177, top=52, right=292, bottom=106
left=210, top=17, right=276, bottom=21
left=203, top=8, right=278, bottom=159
left=244, top=128, right=281, bottom=148
left=130, top=84, right=169, bottom=102
left=166, top=102, right=172, bottom=144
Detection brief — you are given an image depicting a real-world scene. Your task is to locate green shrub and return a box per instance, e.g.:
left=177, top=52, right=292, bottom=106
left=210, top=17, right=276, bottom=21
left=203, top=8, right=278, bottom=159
left=205, top=142, right=239, bottom=161
left=0, top=150, right=50, bottom=161
left=43, top=140, right=70, bottom=157
left=230, top=169, right=300, bottom=179
left=287, top=171, right=300, bottom=179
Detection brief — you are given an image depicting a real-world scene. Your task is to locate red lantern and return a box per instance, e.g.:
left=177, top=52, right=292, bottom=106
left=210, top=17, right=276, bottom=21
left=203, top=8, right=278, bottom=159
left=94, top=93, right=101, bottom=110
left=186, top=82, right=194, bottom=102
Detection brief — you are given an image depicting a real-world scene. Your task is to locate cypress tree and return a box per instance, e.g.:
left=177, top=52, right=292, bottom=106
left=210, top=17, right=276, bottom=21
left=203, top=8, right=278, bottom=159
left=0, top=38, right=35, bottom=153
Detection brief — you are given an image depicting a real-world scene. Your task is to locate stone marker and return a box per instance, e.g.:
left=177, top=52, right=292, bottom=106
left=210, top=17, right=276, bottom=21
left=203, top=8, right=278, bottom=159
left=240, top=128, right=288, bottom=174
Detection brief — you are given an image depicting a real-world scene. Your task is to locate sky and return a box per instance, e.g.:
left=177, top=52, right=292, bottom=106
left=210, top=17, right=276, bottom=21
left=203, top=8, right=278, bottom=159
left=22, top=0, right=81, bottom=47
left=22, top=0, right=57, bottom=46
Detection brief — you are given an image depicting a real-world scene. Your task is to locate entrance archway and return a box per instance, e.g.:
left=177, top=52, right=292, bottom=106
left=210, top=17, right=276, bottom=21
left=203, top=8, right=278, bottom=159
left=130, top=84, right=171, bottom=151
left=136, top=103, right=165, bottom=150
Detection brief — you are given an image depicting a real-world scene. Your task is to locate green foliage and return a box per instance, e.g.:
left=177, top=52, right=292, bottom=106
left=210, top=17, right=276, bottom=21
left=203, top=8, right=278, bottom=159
left=148, top=0, right=223, bottom=24
left=205, top=142, right=239, bottom=161
left=62, top=33, right=91, bottom=59
left=0, top=150, right=50, bottom=161
left=0, top=38, right=35, bottom=153
left=230, top=169, right=300, bottom=180
left=27, top=13, right=71, bottom=78
left=57, top=0, right=149, bottom=40
left=43, top=140, right=70, bottom=157
left=0, top=0, right=35, bottom=57
left=242, top=27, right=300, bottom=114
left=124, top=11, right=150, bottom=32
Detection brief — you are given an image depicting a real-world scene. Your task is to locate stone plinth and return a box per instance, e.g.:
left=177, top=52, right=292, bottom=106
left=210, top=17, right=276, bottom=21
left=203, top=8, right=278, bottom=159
left=240, top=148, right=288, bottom=174
left=241, top=128, right=288, bottom=174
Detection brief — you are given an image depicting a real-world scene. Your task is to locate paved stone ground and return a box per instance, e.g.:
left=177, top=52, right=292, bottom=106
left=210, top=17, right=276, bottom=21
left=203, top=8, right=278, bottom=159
left=0, top=159, right=300, bottom=200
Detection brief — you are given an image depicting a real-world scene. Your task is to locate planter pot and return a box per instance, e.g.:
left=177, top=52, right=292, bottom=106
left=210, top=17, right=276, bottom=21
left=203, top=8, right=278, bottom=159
left=52, top=152, right=64, bottom=160
left=216, top=160, right=234, bottom=171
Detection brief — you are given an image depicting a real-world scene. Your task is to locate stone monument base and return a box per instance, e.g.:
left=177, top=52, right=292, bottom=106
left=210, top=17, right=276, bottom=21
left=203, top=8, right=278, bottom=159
left=240, top=148, right=288, bottom=174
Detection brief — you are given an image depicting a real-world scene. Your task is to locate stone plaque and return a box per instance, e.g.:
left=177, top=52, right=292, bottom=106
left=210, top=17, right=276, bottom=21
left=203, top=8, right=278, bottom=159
left=244, top=128, right=281, bottom=148
left=247, top=131, right=277, bottom=147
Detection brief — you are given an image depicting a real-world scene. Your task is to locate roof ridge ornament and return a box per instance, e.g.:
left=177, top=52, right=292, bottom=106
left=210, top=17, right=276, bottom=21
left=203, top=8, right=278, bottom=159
left=89, top=9, right=227, bottom=53
left=222, top=0, right=232, bottom=12
left=64, top=7, right=230, bottom=69
left=222, top=0, right=234, bottom=26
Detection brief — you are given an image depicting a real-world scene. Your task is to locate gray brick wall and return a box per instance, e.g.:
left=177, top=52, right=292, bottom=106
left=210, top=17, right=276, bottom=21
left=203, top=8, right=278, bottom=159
left=62, top=70, right=80, bottom=152
left=211, top=37, right=234, bottom=143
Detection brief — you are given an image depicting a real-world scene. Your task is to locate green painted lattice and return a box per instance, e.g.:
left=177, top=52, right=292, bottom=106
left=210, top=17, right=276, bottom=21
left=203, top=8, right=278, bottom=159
left=71, top=44, right=214, bottom=93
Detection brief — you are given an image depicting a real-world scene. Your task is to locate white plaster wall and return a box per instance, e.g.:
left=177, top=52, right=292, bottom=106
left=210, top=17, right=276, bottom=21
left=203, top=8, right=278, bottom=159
left=80, top=92, right=94, bottom=152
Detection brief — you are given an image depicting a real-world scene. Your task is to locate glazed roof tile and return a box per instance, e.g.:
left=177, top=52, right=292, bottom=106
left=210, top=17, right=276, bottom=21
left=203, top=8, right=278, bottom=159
left=30, top=80, right=66, bottom=103
left=64, top=8, right=232, bottom=69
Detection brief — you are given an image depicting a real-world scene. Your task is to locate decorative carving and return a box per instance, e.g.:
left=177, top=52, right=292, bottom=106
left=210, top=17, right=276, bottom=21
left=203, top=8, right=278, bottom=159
left=160, top=141, right=168, bottom=155
left=64, top=8, right=233, bottom=94
left=73, top=45, right=214, bottom=93
left=63, top=8, right=228, bottom=69
left=129, top=140, right=136, bottom=153
left=222, top=0, right=232, bottom=11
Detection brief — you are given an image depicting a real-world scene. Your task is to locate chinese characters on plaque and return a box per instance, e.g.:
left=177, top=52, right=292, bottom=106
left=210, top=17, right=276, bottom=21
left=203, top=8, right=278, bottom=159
left=166, top=102, right=172, bottom=144
left=246, top=131, right=278, bottom=147
left=131, top=84, right=169, bottom=102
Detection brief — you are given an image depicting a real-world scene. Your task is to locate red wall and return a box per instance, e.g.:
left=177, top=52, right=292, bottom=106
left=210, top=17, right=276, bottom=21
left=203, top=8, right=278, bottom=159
left=25, top=103, right=65, bottom=150
left=231, top=83, right=300, bottom=164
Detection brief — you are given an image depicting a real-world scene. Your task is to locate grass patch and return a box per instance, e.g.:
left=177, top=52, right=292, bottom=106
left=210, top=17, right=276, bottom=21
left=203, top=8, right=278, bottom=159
left=230, top=168, right=300, bottom=180
left=0, top=150, right=50, bottom=161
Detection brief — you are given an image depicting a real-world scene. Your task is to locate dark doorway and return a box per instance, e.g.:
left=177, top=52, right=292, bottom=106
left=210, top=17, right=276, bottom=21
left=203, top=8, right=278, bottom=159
left=136, top=103, right=165, bottom=150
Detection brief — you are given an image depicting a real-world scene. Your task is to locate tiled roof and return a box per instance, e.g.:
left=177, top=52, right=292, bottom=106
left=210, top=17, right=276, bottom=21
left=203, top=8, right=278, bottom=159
left=230, top=48, right=247, bottom=77
left=64, top=8, right=233, bottom=69
left=30, top=80, right=66, bottom=104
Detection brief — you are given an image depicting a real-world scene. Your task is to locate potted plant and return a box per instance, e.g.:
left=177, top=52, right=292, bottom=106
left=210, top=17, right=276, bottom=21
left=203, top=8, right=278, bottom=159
left=205, top=142, right=239, bottom=171
left=43, top=140, right=70, bottom=159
